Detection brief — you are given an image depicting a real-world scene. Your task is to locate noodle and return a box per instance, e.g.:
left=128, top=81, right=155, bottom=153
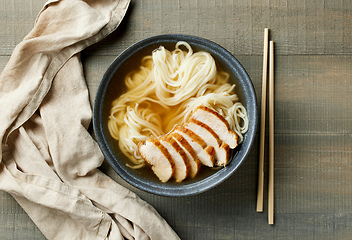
left=108, top=42, right=249, bottom=168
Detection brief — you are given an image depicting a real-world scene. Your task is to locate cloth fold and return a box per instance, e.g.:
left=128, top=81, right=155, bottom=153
left=0, top=0, right=180, bottom=239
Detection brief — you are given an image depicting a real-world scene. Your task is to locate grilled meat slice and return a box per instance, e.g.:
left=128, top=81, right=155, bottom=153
left=190, top=106, right=238, bottom=149
left=172, top=125, right=215, bottom=167
left=171, top=132, right=202, bottom=178
left=185, top=118, right=230, bottom=166
left=138, top=139, right=174, bottom=182
left=159, top=135, right=190, bottom=182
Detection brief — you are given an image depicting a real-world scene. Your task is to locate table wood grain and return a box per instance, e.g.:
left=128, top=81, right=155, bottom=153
left=1, top=0, right=352, bottom=239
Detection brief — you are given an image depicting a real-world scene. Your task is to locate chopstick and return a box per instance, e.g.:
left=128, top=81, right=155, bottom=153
left=256, top=28, right=275, bottom=225
left=256, top=28, right=269, bottom=212
left=268, top=40, right=275, bottom=225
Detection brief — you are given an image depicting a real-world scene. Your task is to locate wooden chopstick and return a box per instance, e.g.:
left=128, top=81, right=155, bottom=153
left=257, top=28, right=269, bottom=212
left=256, top=28, right=275, bottom=224
left=268, top=40, right=275, bottom=225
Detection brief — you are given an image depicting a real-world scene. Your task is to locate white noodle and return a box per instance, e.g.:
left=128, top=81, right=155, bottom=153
left=108, top=42, right=249, bottom=168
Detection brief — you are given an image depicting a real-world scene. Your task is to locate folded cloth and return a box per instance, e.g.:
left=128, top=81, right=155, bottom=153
left=0, top=0, right=180, bottom=239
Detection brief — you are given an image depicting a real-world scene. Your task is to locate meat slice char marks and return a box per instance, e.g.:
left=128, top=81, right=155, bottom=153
left=172, top=125, right=215, bottom=168
left=184, top=118, right=230, bottom=166
left=138, top=106, right=240, bottom=182
left=138, top=139, right=174, bottom=183
left=170, top=132, right=202, bottom=178
left=158, top=135, right=190, bottom=182
left=190, top=106, right=238, bottom=149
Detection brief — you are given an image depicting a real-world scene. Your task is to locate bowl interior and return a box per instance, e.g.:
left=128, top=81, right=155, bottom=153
left=93, top=34, right=257, bottom=196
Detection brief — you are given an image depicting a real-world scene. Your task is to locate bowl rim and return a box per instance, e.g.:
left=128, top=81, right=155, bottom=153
left=93, top=34, right=258, bottom=197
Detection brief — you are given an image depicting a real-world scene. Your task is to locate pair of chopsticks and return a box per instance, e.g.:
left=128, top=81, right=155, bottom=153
left=256, top=28, right=275, bottom=225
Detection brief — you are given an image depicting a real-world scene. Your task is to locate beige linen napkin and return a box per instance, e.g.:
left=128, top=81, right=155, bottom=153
left=0, top=0, right=180, bottom=239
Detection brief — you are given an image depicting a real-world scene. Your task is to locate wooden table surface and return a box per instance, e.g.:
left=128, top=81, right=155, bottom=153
left=1, top=0, right=351, bottom=239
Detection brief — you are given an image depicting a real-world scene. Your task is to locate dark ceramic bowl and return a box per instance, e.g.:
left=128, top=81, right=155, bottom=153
left=93, top=34, right=257, bottom=197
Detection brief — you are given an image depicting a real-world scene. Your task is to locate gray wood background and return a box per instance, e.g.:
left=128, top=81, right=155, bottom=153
left=1, top=0, right=351, bottom=239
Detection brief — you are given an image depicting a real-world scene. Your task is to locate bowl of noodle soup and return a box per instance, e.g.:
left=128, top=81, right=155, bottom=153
left=93, top=34, right=257, bottom=196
